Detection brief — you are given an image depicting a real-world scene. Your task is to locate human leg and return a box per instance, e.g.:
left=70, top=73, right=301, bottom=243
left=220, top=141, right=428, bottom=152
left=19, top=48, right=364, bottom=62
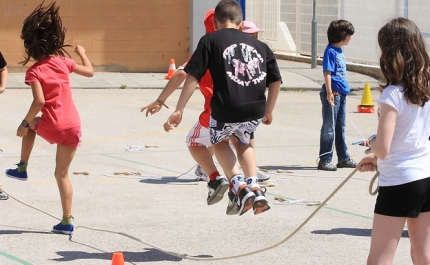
left=189, top=145, right=229, bottom=205
left=5, top=117, right=40, bottom=180
left=212, top=140, right=254, bottom=215
left=186, top=122, right=228, bottom=204
left=367, top=214, right=406, bottom=265
left=231, top=137, right=257, bottom=177
left=52, top=143, right=76, bottom=235
left=335, top=94, right=356, bottom=168
left=407, top=212, right=430, bottom=264
left=188, top=145, right=217, bottom=180
left=231, top=135, right=270, bottom=182
left=318, top=87, right=337, bottom=171
left=186, top=122, right=214, bottom=181
left=210, top=118, right=257, bottom=215
left=212, top=139, right=241, bottom=179
left=232, top=138, right=269, bottom=215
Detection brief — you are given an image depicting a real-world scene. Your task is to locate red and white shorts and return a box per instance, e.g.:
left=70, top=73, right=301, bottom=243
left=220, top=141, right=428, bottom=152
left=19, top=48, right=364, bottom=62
left=185, top=121, right=210, bottom=147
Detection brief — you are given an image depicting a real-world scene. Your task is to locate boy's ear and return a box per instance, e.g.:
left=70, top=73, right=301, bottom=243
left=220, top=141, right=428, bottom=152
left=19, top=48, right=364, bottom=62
left=239, top=21, right=244, bottom=31
left=213, top=19, right=218, bottom=31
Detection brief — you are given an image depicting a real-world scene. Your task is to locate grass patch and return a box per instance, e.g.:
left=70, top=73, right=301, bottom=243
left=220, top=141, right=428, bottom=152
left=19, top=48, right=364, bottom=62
left=281, top=87, right=304, bottom=92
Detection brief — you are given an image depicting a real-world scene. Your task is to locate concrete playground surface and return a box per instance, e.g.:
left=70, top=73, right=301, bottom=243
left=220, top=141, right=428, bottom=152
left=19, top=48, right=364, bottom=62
left=0, top=88, right=413, bottom=264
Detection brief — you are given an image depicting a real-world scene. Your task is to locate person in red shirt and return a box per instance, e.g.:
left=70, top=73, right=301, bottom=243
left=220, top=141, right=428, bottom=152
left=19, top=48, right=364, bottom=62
left=142, top=11, right=270, bottom=215
left=5, top=1, right=93, bottom=235
left=142, top=10, right=228, bottom=207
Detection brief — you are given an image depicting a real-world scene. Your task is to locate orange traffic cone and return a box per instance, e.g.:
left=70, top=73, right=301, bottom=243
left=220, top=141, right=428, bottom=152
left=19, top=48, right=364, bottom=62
left=164, top=59, right=176, bottom=80
left=111, top=252, right=125, bottom=265
left=357, top=83, right=375, bottom=113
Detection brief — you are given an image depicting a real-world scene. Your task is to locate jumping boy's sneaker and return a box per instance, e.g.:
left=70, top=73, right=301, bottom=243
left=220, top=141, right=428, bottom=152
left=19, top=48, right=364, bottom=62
left=0, top=191, right=8, bottom=200
left=256, top=168, right=270, bottom=182
left=207, top=176, right=229, bottom=205
left=52, top=222, right=74, bottom=235
left=252, top=188, right=270, bottom=215
left=5, top=162, right=28, bottom=181
left=226, top=191, right=238, bottom=215
left=236, top=185, right=256, bottom=216
left=194, top=165, right=208, bottom=181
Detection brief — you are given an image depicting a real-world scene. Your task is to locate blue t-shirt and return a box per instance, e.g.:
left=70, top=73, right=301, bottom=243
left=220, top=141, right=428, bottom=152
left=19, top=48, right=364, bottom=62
left=322, top=44, right=350, bottom=95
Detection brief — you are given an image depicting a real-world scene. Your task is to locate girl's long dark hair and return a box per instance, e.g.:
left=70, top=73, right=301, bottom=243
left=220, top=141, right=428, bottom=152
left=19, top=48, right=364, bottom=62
left=378, top=17, right=430, bottom=106
left=20, top=1, right=71, bottom=65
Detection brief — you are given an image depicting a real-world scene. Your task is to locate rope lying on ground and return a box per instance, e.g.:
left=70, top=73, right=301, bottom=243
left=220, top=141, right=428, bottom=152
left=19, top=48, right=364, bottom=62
left=4, top=168, right=377, bottom=261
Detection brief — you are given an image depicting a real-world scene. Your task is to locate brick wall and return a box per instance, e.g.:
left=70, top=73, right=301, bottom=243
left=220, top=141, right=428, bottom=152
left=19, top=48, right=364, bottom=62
left=0, top=0, right=189, bottom=72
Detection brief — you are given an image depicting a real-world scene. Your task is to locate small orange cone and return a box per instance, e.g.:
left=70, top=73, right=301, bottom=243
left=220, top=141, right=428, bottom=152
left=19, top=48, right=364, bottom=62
left=357, top=82, right=375, bottom=113
left=164, top=59, right=176, bottom=80
left=111, top=252, right=125, bottom=265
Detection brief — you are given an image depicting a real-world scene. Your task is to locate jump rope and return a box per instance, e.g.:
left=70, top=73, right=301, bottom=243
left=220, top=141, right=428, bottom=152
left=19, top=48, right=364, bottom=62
left=0, top=103, right=380, bottom=262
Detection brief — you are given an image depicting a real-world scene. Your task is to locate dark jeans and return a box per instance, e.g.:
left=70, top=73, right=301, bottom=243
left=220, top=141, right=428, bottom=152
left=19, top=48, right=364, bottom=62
left=318, top=85, right=350, bottom=163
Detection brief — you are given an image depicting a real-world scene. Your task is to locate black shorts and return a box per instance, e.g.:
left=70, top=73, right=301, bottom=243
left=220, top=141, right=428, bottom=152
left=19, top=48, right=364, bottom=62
left=375, top=177, right=430, bottom=217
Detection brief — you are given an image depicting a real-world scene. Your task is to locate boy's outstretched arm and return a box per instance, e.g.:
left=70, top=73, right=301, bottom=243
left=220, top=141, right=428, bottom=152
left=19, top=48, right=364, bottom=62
left=141, top=69, right=187, bottom=117
left=263, top=80, right=281, bottom=125
left=163, top=75, right=198, bottom=132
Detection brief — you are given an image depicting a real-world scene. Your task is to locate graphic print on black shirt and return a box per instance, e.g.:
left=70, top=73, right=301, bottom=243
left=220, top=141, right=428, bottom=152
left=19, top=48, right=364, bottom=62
left=224, top=43, right=266, bottom=87
left=184, top=29, right=281, bottom=123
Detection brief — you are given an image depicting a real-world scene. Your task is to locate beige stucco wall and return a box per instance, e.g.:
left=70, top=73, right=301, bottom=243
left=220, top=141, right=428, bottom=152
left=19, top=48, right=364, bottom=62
left=0, top=0, right=189, bottom=72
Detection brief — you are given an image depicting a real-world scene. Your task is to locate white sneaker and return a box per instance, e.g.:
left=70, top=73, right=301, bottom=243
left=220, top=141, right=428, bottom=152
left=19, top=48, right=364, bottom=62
left=194, top=165, right=208, bottom=181
left=0, top=191, right=9, bottom=200
left=256, top=168, right=270, bottom=182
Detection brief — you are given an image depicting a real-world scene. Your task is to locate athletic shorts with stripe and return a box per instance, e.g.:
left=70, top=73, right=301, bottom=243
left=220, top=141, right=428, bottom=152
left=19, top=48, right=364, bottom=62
left=185, top=121, right=211, bottom=147
left=209, top=117, right=261, bottom=145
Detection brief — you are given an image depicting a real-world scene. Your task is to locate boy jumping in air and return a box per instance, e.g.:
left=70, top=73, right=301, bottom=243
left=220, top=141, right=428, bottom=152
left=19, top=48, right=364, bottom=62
left=164, top=0, right=282, bottom=215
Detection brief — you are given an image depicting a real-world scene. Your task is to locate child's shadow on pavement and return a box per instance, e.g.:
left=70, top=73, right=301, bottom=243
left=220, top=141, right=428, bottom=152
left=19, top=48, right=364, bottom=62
left=140, top=176, right=198, bottom=185
left=260, top=165, right=317, bottom=171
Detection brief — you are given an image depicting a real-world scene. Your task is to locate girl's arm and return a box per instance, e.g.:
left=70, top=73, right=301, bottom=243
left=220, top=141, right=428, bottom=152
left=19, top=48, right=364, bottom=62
left=17, top=82, right=44, bottom=137
left=73, top=45, right=93, bottom=77
left=369, top=102, right=396, bottom=159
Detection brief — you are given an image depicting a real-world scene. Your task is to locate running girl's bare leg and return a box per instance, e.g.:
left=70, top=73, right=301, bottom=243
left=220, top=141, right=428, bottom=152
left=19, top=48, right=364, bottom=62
left=55, top=144, right=77, bottom=216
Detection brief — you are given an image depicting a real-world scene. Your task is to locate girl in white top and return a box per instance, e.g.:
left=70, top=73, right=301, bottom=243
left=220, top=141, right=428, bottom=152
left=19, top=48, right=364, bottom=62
left=357, top=17, right=430, bottom=265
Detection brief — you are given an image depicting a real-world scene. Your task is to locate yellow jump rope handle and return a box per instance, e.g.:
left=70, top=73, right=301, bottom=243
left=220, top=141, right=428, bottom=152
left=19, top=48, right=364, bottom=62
left=73, top=171, right=89, bottom=175
left=277, top=169, right=293, bottom=173
left=145, top=145, right=159, bottom=148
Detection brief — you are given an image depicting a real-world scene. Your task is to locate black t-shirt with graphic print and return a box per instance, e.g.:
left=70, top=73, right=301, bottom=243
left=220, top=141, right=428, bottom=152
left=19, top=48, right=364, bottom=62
left=184, top=28, right=282, bottom=123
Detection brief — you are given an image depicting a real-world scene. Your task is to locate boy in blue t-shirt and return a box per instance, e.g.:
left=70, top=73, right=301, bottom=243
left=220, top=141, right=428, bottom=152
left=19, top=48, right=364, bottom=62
left=318, top=20, right=356, bottom=171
